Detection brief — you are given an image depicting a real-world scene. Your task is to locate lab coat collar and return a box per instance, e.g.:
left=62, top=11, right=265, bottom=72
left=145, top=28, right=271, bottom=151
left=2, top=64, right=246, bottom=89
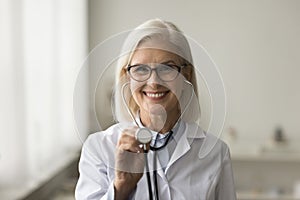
left=143, top=121, right=200, bottom=180
left=134, top=112, right=205, bottom=139
left=133, top=115, right=206, bottom=176
left=185, top=122, right=206, bottom=139
left=165, top=122, right=205, bottom=173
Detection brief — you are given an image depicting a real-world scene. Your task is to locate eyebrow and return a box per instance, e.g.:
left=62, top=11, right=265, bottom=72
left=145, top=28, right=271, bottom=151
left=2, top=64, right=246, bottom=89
left=161, top=60, right=176, bottom=65
left=130, top=60, right=176, bottom=66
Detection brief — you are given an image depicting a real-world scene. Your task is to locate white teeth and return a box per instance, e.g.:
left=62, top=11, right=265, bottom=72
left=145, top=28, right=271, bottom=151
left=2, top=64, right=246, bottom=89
left=146, top=92, right=165, bottom=98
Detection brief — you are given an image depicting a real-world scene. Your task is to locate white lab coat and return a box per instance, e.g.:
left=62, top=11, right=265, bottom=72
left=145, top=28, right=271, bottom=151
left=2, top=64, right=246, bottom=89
left=75, top=121, right=237, bottom=200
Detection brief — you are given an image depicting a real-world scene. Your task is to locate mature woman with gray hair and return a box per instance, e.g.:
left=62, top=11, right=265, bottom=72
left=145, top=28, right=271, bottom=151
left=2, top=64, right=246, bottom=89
left=75, top=19, right=236, bottom=200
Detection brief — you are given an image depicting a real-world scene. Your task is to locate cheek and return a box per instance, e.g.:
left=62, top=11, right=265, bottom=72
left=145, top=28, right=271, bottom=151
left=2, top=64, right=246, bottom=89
left=130, top=81, right=143, bottom=103
left=130, top=79, right=144, bottom=92
left=169, top=78, right=184, bottom=99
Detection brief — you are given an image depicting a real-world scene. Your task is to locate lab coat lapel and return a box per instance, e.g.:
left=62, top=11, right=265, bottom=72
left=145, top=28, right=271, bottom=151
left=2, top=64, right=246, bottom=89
left=156, top=156, right=168, bottom=183
left=165, top=130, right=190, bottom=173
left=148, top=151, right=168, bottom=183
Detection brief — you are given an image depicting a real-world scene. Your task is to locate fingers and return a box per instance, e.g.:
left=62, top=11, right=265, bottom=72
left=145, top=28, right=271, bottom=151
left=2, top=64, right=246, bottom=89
left=117, top=128, right=143, bottom=153
left=115, top=127, right=149, bottom=174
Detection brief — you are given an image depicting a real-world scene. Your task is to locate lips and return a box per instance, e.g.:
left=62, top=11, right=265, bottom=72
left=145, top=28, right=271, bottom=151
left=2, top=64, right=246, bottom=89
left=143, top=91, right=168, bottom=99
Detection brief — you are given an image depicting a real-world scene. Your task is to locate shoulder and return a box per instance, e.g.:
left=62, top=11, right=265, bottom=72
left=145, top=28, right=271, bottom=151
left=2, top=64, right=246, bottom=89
left=200, top=132, right=231, bottom=161
left=205, top=132, right=229, bottom=149
left=185, top=122, right=229, bottom=159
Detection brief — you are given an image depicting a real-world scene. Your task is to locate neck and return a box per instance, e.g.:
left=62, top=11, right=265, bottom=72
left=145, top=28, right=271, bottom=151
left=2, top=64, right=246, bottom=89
left=140, top=108, right=180, bottom=134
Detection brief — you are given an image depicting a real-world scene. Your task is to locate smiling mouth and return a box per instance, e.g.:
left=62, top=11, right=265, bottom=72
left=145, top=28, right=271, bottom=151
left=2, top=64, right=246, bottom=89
left=144, top=91, right=168, bottom=99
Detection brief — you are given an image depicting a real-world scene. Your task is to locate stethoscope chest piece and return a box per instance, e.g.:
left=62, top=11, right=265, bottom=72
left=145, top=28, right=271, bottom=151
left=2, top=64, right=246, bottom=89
left=135, top=128, right=152, bottom=144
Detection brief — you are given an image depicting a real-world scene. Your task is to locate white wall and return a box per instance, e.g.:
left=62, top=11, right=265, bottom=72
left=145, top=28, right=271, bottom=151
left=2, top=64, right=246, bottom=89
left=0, top=0, right=89, bottom=198
left=89, top=0, right=300, bottom=145
left=0, top=0, right=28, bottom=187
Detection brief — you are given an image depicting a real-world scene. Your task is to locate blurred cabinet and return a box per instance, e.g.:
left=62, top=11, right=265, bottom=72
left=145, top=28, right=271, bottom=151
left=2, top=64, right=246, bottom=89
left=232, top=152, right=300, bottom=200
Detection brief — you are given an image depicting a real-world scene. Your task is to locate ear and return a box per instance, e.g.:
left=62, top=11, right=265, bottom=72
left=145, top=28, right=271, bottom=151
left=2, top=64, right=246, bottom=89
left=121, top=67, right=130, bottom=81
left=181, top=64, right=193, bottom=81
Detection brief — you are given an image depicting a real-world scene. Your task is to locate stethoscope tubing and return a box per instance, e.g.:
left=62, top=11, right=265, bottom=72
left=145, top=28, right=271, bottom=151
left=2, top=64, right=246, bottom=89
left=153, top=151, right=160, bottom=200
left=144, top=148, right=159, bottom=200
left=144, top=147, right=154, bottom=200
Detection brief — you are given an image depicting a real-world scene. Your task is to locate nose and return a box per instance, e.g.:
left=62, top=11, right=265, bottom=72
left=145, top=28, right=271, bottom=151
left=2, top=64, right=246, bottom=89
left=147, top=68, right=162, bottom=84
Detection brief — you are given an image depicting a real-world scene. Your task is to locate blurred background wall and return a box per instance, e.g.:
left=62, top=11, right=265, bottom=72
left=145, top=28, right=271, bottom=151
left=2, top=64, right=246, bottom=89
left=0, top=0, right=88, bottom=199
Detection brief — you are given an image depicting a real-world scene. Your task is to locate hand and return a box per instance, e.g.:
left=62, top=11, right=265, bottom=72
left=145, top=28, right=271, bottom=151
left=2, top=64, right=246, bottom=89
left=114, top=127, right=147, bottom=200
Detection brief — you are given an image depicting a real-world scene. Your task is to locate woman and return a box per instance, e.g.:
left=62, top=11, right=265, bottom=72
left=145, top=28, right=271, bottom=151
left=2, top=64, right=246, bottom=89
left=75, top=19, right=236, bottom=200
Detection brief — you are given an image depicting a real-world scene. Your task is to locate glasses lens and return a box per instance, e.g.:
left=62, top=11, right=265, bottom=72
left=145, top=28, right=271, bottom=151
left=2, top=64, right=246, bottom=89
left=156, top=64, right=179, bottom=81
left=129, top=64, right=151, bottom=81
left=128, top=64, right=180, bottom=82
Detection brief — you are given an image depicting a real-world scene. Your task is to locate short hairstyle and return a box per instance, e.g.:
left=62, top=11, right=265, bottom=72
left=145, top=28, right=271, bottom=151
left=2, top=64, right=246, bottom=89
left=113, top=19, right=200, bottom=123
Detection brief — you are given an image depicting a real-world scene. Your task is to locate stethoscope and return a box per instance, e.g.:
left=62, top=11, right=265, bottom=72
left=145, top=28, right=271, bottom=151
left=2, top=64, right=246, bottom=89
left=135, top=128, right=174, bottom=200
left=121, top=80, right=194, bottom=200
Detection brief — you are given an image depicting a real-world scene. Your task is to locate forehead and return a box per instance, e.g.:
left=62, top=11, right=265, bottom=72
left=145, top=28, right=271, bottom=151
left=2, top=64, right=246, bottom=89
left=130, top=48, right=181, bottom=64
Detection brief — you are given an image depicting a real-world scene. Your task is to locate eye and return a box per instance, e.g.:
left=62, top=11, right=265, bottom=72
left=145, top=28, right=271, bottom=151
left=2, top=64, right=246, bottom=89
left=157, top=64, right=176, bottom=73
left=132, top=64, right=150, bottom=74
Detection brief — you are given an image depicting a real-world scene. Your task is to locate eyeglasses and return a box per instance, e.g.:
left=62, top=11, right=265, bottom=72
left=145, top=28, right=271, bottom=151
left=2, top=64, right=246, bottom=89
left=127, top=63, right=186, bottom=82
